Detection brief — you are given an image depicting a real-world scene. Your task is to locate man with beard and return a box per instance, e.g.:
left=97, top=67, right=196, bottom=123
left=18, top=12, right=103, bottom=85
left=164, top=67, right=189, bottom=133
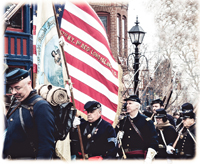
left=3, top=68, right=55, bottom=159
left=149, top=99, right=175, bottom=127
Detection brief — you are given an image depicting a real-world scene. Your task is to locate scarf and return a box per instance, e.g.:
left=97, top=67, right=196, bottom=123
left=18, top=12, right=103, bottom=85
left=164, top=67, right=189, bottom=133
left=155, top=120, right=172, bottom=130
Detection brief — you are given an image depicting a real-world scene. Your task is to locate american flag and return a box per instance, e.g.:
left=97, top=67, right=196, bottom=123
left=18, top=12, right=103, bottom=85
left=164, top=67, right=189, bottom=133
left=34, top=1, right=119, bottom=124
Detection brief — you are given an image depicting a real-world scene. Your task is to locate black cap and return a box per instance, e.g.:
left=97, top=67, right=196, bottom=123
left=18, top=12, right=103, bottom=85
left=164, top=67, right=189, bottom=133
left=155, top=108, right=166, bottom=118
left=84, top=101, right=101, bottom=112
left=151, top=99, right=163, bottom=106
left=182, top=110, right=195, bottom=119
left=124, top=95, right=140, bottom=103
left=6, top=68, right=29, bottom=85
left=181, top=103, right=193, bottom=112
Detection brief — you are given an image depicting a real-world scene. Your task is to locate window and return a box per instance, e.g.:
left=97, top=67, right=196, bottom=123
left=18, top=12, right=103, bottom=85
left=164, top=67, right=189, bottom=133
left=117, top=14, right=121, bottom=56
left=99, top=16, right=107, bottom=32
left=5, top=4, right=23, bottom=32
left=122, top=16, right=126, bottom=57
left=97, top=12, right=110, bottom=42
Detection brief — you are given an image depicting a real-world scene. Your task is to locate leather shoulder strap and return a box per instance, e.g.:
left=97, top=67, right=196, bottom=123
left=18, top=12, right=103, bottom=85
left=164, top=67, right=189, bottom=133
left=128, top=117, right=144, bottom=141
left=21, top=97, right=44, bottom=117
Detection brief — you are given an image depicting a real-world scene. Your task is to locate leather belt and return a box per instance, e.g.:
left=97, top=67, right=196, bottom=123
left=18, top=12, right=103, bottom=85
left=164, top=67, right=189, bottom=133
left=124, top=148, right=145, bottom=154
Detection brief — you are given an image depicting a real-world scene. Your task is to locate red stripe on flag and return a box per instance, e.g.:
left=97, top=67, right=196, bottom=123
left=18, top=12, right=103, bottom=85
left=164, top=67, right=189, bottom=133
left=33, top=25, right=36, bottom=35
left=33, top=45, right=36, bottom=55
left=33, top=63, right=37, bottom=73
left=65, top=52, right=118, bottom=95
left=70, top=76, right=117, bottom=112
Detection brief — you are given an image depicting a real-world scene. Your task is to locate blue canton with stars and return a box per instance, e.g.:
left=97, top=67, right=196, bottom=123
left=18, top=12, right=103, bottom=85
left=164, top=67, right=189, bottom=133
left=54, top=4, right=65, bottom=28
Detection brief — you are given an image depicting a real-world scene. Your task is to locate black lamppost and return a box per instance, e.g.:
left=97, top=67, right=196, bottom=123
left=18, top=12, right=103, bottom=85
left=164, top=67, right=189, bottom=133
left=128, top=16, right=145, bottom=96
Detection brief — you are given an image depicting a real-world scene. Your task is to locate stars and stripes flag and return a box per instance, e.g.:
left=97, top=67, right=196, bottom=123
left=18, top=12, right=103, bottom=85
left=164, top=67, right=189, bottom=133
left=33, top=0, right=120, bottom=125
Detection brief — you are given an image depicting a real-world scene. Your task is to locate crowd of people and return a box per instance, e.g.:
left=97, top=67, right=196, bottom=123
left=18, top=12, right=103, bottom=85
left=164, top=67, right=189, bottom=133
left=3, top=68, right=196, bottom=161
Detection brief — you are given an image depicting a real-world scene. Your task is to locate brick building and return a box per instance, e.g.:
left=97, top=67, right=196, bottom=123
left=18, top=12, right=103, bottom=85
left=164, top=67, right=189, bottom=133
left=90, top=2, right=129, bottom=66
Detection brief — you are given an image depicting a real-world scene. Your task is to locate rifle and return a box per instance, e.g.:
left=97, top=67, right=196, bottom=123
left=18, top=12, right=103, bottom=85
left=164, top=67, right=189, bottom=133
left=172, top=126, right=184, bottom=149
left=164, top=90, right=173, bottom=110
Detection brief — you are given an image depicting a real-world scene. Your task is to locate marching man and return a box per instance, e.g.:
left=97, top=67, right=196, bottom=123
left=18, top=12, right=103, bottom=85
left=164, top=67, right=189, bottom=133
left=115, top=95, right=158, bottom=162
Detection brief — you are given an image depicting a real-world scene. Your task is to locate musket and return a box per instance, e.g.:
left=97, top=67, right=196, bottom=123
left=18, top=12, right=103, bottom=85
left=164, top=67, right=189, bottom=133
left=150, top=113, right=155, bottom=120
left=172, top=126, right=184, bottom=149
left=187, top=128, right=196, bottom=144
left=164, top=90, right=173, bottom=110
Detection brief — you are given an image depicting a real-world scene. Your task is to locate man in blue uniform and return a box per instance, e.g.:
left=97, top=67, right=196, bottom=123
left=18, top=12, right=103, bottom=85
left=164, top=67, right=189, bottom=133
left=154, top=108, right=177, bottom=159
left=115, top=95, right=158, bottom=161
left=175, top=107, right=196, bottom=158
left=71, top=101, right=117, bottom=159
left=175, top=103, right=194, bottom=132
left=3, top=68, right=55, bottom=159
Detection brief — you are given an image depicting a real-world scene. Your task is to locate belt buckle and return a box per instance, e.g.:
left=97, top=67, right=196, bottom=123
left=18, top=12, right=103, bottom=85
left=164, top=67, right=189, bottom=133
left=159, top=144, right=164, bottom=148
left=85, top=154, right=89, bottom=159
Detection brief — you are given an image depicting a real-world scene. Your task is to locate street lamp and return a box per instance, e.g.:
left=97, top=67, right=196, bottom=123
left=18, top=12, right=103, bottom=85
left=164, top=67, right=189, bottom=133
left=128, top=16, right=146, bottom=96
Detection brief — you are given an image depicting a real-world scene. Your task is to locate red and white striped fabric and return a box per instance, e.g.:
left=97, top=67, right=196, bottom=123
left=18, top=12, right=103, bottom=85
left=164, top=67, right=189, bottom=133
left=61, top=0, right=119, bottom=124
left=32, top=4, right=37, bottom=73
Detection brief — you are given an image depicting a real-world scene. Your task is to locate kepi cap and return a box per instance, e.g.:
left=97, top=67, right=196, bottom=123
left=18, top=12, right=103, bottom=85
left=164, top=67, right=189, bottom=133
left=181, top=110, right=195, bottom=119
left=84, top=101, right=101, bottom=112
left=124, top=95, right=140, bottom=103
left=6, top=68, right=29, bottom=85
left=151, top=99, right=164, bottom=106
left=181, top=103, right=193, bottom=112
left=155, top=108, right=166, bottom=118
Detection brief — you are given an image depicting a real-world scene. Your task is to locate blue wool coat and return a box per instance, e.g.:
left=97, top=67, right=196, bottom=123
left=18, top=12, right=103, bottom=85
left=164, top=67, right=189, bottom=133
left=3, top=90, right=55, bottom=159
left=70, top=117, right=118, bottom=159
left=115, top=112, right=158, bottom=158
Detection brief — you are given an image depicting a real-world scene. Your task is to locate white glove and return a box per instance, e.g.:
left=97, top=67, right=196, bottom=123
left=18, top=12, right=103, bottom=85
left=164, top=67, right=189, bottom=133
left=59, top=36, right=65, bottom=46
left=144, top=148, right=157, bottom=164
left=117, top=131, right=124, bottom=140
left=73, top=116, right=80, bottom=128
left=166, top=145, right=175, bottom=154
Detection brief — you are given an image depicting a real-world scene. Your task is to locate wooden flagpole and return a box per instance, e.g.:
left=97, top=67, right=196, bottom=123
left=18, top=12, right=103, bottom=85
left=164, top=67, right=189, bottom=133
left=52, top=4, right=85, bottom=160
